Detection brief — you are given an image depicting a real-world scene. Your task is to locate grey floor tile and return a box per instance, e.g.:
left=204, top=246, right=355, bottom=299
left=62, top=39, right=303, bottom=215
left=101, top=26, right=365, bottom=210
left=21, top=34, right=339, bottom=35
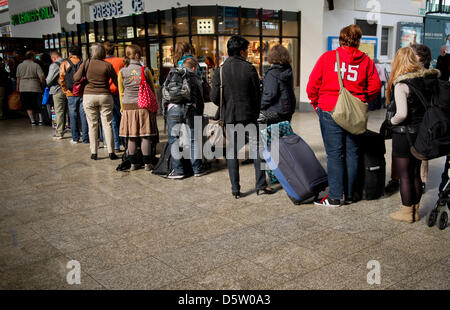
left=190, top=259, right=288, bottom=290
left=247, top=242, right=334, bottom=280
left=94, top=257, right=186, bottom=290
left=154, top=240, right=242, bottom=278
left=291, top=229, right=376, bottom=260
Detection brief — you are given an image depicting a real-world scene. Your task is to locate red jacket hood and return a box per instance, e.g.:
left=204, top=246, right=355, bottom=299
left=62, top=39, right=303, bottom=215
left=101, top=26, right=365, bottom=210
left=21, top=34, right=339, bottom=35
left=337, top=46, right=367, bottom=65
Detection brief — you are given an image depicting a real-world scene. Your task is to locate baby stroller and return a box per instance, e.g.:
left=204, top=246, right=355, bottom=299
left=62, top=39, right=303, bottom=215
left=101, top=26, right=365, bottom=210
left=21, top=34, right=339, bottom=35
left=427, top=156, right=449, bottom=230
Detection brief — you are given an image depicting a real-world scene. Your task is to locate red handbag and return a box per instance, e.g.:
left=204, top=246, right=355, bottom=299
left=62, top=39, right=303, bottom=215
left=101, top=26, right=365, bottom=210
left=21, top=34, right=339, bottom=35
left=72, top=59, right=90, bottom=97
left=137, top=66, right=158, bottom=113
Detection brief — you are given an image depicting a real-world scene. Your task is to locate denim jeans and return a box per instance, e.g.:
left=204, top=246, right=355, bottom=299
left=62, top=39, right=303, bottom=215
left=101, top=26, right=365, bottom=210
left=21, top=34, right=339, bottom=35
left=167, top=105, right=203, bottom=174
left=67, top=96, right=89, bottom=143
left=111, top=95, right=122, bottom=150
left=317, top=107, right=359, bottom=200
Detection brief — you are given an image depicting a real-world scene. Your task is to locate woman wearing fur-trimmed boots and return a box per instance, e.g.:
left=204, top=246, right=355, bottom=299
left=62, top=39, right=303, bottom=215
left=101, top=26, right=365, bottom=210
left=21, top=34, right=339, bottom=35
left=381, top=47, right=440, bottom=223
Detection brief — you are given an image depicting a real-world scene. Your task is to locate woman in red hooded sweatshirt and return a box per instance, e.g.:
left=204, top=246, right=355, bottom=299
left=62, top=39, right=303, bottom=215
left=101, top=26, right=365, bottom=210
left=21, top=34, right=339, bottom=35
left=307, top=24, right=381, bottom=207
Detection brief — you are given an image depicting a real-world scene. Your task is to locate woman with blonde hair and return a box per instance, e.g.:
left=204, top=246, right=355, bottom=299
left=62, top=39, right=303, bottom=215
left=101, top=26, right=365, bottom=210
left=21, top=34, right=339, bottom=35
left=118, top=45, right=159, bottom=171
left=74, top=43, right=119, bottom=160
left=381, top=47, right=440, bottom=223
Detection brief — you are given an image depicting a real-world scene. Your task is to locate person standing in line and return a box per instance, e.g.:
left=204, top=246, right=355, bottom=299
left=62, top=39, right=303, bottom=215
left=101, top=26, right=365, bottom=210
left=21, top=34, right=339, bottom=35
left=74, top=43, right=119, bottom=161
left=385, top=44, right=433, bottom=195
left=436, top=45, right=450, bottom=81
left=46, top=51, right=67, bottom=140
left=307, top=24, right=381, bottom=207
left=60, top=46, right=89, bottom=144
left=104, top=41, right=125, bottom=152
left=163, top=57, right=207, bottom=179
left=381, top=47, right=440, bottom=223
left=16, top=51, right=45, bottom=126
left=210, top=35, right=274, bottom=199
left=118, top=45, right=159, bottom=171
left=260, top=44, right=297, bottom=123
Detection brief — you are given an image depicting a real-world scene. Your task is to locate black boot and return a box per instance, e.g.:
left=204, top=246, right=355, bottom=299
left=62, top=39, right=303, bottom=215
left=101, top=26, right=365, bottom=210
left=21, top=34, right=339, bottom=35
left=109, top=153, right=119, bottom=160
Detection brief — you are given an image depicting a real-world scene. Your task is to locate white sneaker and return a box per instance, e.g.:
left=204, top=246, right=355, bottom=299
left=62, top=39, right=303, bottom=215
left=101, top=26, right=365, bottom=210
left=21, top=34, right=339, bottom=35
left=70, top=140, right=80, bottom=145
left=313, top=195, right=341, bottom=208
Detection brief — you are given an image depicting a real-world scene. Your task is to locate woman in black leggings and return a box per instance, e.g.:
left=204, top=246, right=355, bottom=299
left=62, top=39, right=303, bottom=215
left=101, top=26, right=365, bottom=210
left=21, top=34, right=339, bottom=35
left=383, top=47, right=440, bottom=223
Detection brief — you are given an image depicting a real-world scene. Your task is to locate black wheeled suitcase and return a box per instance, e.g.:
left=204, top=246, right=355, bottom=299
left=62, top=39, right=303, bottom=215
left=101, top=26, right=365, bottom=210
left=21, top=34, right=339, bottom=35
left=354, top=130, right=386, bottom=200
left=263, top=134, right=328, bottom=205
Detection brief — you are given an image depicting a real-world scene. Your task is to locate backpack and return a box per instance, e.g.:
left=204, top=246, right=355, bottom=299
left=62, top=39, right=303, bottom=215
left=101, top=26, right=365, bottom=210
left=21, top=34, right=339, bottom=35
left=116, top=149, right=144, bottom=171
left=408, top=82, right=450, bottom=160
left=151, top=142, right=193, bottom=177
left=162, top=68, right=191, bottom=104
left=65, top=59, right=82, bottom=91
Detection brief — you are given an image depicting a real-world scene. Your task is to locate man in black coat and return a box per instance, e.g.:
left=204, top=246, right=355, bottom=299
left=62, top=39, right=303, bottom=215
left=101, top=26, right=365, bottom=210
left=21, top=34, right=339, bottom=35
left=436, top=46, right=450, bottom=81
left=210, top=35, right=273, bottom=198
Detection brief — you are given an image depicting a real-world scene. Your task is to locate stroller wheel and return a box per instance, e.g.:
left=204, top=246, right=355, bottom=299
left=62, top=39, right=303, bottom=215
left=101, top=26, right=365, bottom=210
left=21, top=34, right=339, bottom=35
left=427, top=208, right=439, bottom=227
left=438, top=211, right=448, bottom=230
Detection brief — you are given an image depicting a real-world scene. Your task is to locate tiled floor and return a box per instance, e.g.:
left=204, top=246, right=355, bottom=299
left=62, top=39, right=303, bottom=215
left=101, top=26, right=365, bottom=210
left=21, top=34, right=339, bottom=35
left=0, top=107, right=448, bottom=290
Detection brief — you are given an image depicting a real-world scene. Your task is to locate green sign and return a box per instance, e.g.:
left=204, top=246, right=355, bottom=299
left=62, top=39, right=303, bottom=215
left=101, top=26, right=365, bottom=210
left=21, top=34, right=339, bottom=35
left=11, top=6, right=54, bottom=26
left=419, top=8, right=426, bottom=16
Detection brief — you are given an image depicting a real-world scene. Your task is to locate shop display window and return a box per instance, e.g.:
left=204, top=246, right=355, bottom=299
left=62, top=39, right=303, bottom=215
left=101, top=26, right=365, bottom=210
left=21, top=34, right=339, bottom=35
left=191, top=6, right=216, bottom=35
left=147, top=12, right=158, bottom=37
left=148, top=42, right=160, bottom=85
left=136, top=14, right=146, bottom=38
left=161, top=38, right=173, bottom=68
left=106, top=19, right=114, bottom=41
left=282, top=11, right=298, bottom=37
left=174, top=7, right=189, bottom=35
left=160, top=10, right=172, bottom=36
left=246, top=37, right=262, bottom=75
left=88, top=22, right=95, bottom=43
left=116, top=16, right=134, bottom=40
left=241, top=9, right=259, bottom=36
left=192, top=35, right=217, bottom=82
left=262, top=10, right=279, bottom=36
left=282, top=38, right=299, bottom=86
left=79, top=24, right=87, bottom=44
left=97, top=21, right=105, bottom=42
left=60, top=34, right=67, bottom=48
left=218, top=6, right=238, bottom=35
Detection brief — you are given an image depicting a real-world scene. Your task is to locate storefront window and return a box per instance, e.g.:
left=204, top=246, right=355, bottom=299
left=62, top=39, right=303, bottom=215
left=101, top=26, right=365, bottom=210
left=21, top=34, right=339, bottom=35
left=174, top=7, right=189, bottom=35
left=282, top=38, right=299, bottom=86
left=246, top=36, right=262, bottom=75
left=82, top=45, right=88, bottom=60
left=136, top=14, right=146, bottom=38
left=241, top=9, right=260, bottom=36
left=67, top=33, right=73, bottom=47
left=192, top=35, right=217, bottom=81
left=60, top=34, right=67, bottom=48
left=191, top=6, right=216, bottom=35
left=116, top=16, right=134, bottom=40
left=161, top=38, right=173, bottom=68
left=282, top=11, right=298, bottom=37
left=160, top=10, right=172, bottom=36
left=218, top=36, right=231, bottom=65
left=73, top=33, right=79, bottom=46
left=97, top=21, right=105, bottom=42
left=147, top=12, right=158, bottom=36
left=148, top=42, right=160, bottom=84
left=262, top=10, right=279, bottom=36
left=218, top=6, right=238, bottom=34
left=106, top=19, right=114, bottom=41
left=262, top=37, right=280, bottom=74
left=80, top=24, right=87, bottom=44
left=88, top=22, right=95, bottom=43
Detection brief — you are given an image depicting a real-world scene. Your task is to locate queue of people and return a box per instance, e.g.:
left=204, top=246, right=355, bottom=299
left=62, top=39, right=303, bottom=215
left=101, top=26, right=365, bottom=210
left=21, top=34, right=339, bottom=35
left=3, top=24, right=448, bottom=226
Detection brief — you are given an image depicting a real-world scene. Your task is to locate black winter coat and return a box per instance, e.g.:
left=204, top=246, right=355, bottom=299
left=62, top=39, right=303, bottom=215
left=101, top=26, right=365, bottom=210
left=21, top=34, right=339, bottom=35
left=210, top=56, right=261, bottom=124
left=261, top=64, right=297, bottom=120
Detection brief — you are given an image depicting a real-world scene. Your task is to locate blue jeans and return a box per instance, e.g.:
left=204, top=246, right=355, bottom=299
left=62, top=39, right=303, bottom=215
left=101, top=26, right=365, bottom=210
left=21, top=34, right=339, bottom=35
left=167, top=105, right=203, bottom=174
left=68, top=96, right=89, bottom=143
left=111, top=95, right=122, bottom=150
left=317, top=107, right=359, bottom=200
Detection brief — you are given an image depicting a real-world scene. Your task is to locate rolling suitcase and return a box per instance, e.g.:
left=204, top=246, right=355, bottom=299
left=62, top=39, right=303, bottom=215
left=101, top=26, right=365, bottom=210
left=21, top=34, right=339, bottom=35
left=263, top=134, right=328, bottom=205
left=354, top=130, right=386, bottom=200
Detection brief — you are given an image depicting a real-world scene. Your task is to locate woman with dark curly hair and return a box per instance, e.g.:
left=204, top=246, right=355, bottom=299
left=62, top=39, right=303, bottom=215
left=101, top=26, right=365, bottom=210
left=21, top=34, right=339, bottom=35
left=260, top=44, right=297, bottom=123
